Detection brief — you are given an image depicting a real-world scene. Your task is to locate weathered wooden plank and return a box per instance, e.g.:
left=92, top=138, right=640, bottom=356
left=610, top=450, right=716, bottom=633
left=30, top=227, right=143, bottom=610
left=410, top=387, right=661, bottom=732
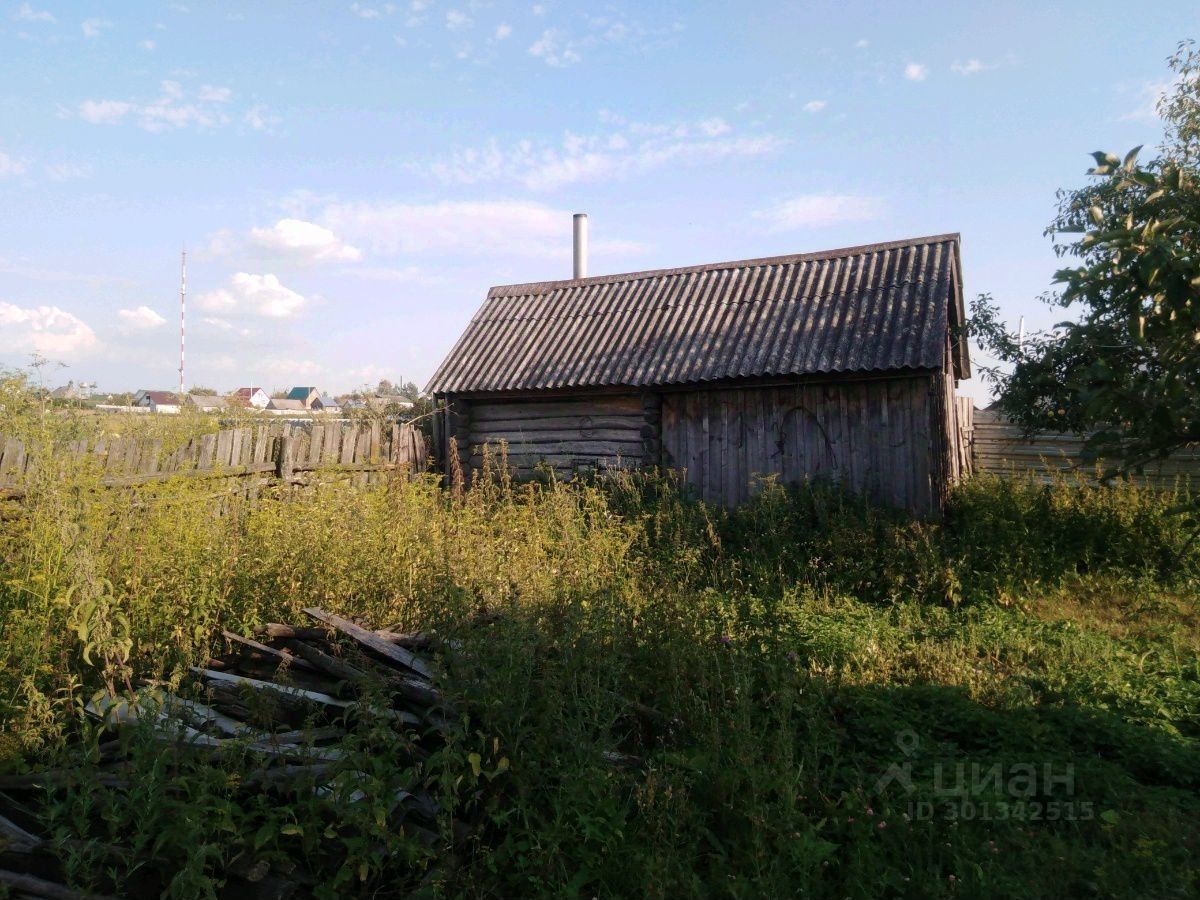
left=276, top=435, right=295, bottom=479
left=191, top=667, right=351, bottom=709
left=468, top=415, right=644, bottom=433
left=221, top=629, right=317, bottom=672
left=369, top=421, right=382, bottom=464
left=339, top=427, right=358, bottom=466
left=215, top=430, right=233, bottom=468
left=0, top=867, right=120, bottom=900
left=197, top=433, right=217, bottom=470
left=470, top=428, right=644, bottom=444
left=307, top=425, right=325, bottom=467
left=323, top=421, right=340, bottom=464
left=140, top=439, right=163, bottom=474
left=470, top=396, right=641, bottom=421
left=253, top=426, right=270, bottom=464
left=302, top=608, right=433, bottom=680
left=470, top=440, right=641, bottom=462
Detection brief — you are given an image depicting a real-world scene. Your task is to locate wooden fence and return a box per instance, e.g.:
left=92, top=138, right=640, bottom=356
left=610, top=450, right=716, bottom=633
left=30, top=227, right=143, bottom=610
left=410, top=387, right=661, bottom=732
left=0, top=421, right=427, bottom=499
left=971, top=408, right=1200, bottom=487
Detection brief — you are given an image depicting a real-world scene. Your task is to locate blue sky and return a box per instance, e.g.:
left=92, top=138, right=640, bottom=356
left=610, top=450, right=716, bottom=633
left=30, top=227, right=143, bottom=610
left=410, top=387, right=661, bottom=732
left=0, top=1, right=1193, bottom=398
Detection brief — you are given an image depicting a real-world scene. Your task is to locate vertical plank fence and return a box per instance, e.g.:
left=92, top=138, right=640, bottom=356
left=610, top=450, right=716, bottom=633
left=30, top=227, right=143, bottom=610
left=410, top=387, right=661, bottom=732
left=0, top=421, right=427, bottom=499
left=972, top=408, right=1200, bottom=487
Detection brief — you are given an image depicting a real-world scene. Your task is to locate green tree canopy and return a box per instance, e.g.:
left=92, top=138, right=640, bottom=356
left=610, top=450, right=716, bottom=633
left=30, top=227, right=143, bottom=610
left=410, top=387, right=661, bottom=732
left=971, top=40, right=1200, bottom=479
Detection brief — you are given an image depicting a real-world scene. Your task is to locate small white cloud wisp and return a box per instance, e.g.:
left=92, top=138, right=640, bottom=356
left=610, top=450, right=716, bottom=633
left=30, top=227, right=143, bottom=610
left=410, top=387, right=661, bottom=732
left=753, top=193, right=885, bottom=230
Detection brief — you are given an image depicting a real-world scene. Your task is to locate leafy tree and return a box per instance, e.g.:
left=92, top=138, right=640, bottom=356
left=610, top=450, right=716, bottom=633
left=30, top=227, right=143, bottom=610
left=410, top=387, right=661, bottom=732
left=188, top=385, right=218, bottom=396
left=971, top=40, right=1200, bottom=479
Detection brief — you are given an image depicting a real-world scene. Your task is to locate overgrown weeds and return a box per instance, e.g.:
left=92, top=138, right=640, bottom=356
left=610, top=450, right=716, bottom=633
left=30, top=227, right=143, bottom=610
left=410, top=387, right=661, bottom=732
left=0, top=423, right=1197, bottom=897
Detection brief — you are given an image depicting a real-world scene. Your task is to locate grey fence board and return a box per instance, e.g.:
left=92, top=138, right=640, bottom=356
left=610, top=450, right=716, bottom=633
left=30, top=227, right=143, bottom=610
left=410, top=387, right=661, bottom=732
left=972, top=408, right=1200, bottom=487
left=0, top=421, right=427, bottom=499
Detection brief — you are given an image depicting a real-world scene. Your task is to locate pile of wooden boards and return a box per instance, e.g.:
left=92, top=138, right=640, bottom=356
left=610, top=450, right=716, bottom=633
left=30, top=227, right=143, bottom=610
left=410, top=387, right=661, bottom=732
left=0, top=608, right=455, bottom=900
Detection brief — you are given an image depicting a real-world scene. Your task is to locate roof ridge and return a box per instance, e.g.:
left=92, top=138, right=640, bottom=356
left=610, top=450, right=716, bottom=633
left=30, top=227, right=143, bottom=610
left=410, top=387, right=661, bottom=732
left=486, top=232, right=960, bottom=299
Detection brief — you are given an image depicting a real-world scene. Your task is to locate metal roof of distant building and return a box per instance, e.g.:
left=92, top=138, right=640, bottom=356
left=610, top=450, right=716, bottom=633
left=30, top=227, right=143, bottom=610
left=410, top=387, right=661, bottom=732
left=426, top=233, right=967, bottom=395
left=140, top=390, right=181, bottom=405
left=287, top=386, right=317, bottom=400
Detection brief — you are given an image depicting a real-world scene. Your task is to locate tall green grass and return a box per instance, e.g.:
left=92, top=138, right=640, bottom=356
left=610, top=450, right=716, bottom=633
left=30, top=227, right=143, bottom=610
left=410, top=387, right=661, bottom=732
left=0, top=423, right=1197, bottom=897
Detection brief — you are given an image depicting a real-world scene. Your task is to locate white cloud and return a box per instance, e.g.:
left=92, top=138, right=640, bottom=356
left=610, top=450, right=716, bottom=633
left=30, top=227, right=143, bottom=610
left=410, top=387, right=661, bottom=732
left=446, top=9, right=471, bottom=29
left=43, top=161, right=91, bottom=181
left=77, top=81, right=265, bottom=132
left=904, top=62, right=929, bottom=82
left=951, top=59, right=991, bottom=76
left=117, top=305, right=167, bottom=332
left=197, top=273, right=308, bottom=318
left=78, top=99, right=133, bottom=124
left=0, top=150, right=27, bottom=178
left=318, top=198, right=647, bottom=260
left=424, top=116, right=785, bottom=191
left=139, top=38, right=156, bottom=50
left=197, top=85, right=232, bottom=103
left=1121, top=79, right=1174, bottom=122
left=0, top=302, right=96, bottom=357
left=14, top=3, right=54, bottom=23
left=494, top=23, right=512, bottom=40
left=248, top=218, right=363, bottom=262
left=529, top=29, right=581, bottom=66
left=342, top=265, right=442, bottom=285
left=753, top=194, right=885, bottom=230
left=351, top=3, right=382, bottom=18
left=855, top=38, right=869, bottom=49
left=802, top=99, right=826, bottom=113
left=260, top=356, right=326, bottom=380
left=81, top=18, right=111, bottom=38
left=243, top=104, right=280, bottom=132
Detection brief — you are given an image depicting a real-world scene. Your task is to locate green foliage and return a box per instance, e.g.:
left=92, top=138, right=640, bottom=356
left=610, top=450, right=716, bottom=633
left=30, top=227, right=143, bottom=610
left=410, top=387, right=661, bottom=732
left=970, top=41, right=1200, bottom=479
left=0, top=414, right=1197, bottom=896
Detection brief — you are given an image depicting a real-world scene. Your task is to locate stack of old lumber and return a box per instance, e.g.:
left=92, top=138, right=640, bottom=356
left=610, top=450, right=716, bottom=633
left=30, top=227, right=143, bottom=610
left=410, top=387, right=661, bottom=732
left=0, top=608, right=455, bottom=900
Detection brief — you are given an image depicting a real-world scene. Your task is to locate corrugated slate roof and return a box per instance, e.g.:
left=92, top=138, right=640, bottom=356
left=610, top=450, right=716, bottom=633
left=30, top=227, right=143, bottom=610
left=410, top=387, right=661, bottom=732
left=426, top=233, right=967, bottom=395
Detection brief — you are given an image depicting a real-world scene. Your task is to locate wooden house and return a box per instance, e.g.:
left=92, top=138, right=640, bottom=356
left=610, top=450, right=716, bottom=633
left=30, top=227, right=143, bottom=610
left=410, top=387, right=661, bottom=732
left=133, top=390, right=182, bottom=415
left=426, top=233, right=972, bottom=514
left=230, top=386, right=270, bottom=409
left=186, top=393, right=228, bottom=412
left=285, top=386, right=320, bottom=409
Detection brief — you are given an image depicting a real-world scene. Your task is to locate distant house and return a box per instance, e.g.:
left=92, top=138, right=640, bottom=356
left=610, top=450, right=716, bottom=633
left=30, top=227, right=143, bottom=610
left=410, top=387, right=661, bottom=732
left=187, top=394, right=228, bottom=412
left=266, top=397, right=307, bottom=412
left=313, top=394, right=341, bottom=413
left=286, top=386, right=320, bottom=409
left=230, top=387, right=270, bottom=409
left=133, top=390, right=182, bottom=414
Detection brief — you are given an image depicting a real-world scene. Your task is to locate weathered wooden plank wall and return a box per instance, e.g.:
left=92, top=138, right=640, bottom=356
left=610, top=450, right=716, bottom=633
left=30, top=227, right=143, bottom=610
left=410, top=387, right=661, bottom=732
left=466, top=394, right=644, bottom=477
left=660, top=376, right=942, bottom=514
left=972, top=409, right=1200, bottom=487
left=0, top=421, right=427, bottom=498
left=953, top=396, right=975, bottom=481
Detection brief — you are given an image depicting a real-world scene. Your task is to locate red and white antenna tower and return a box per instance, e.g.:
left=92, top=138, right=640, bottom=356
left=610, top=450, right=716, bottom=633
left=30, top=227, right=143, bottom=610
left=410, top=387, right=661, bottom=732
left=178, top=248, right=186, bottom=397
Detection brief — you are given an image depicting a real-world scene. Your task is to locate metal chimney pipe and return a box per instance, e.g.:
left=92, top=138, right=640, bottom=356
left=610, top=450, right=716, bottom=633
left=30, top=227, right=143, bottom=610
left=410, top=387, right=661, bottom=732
left=572, top=213, right=588, bottom=279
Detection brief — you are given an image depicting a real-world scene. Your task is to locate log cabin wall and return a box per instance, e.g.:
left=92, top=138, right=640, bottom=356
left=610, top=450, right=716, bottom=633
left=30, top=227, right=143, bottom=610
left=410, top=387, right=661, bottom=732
left=464, top=394, right=645, bottom=478
left=426, top=234, right=971, bottom=512
left=659, top=375, right=944, bottom=514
